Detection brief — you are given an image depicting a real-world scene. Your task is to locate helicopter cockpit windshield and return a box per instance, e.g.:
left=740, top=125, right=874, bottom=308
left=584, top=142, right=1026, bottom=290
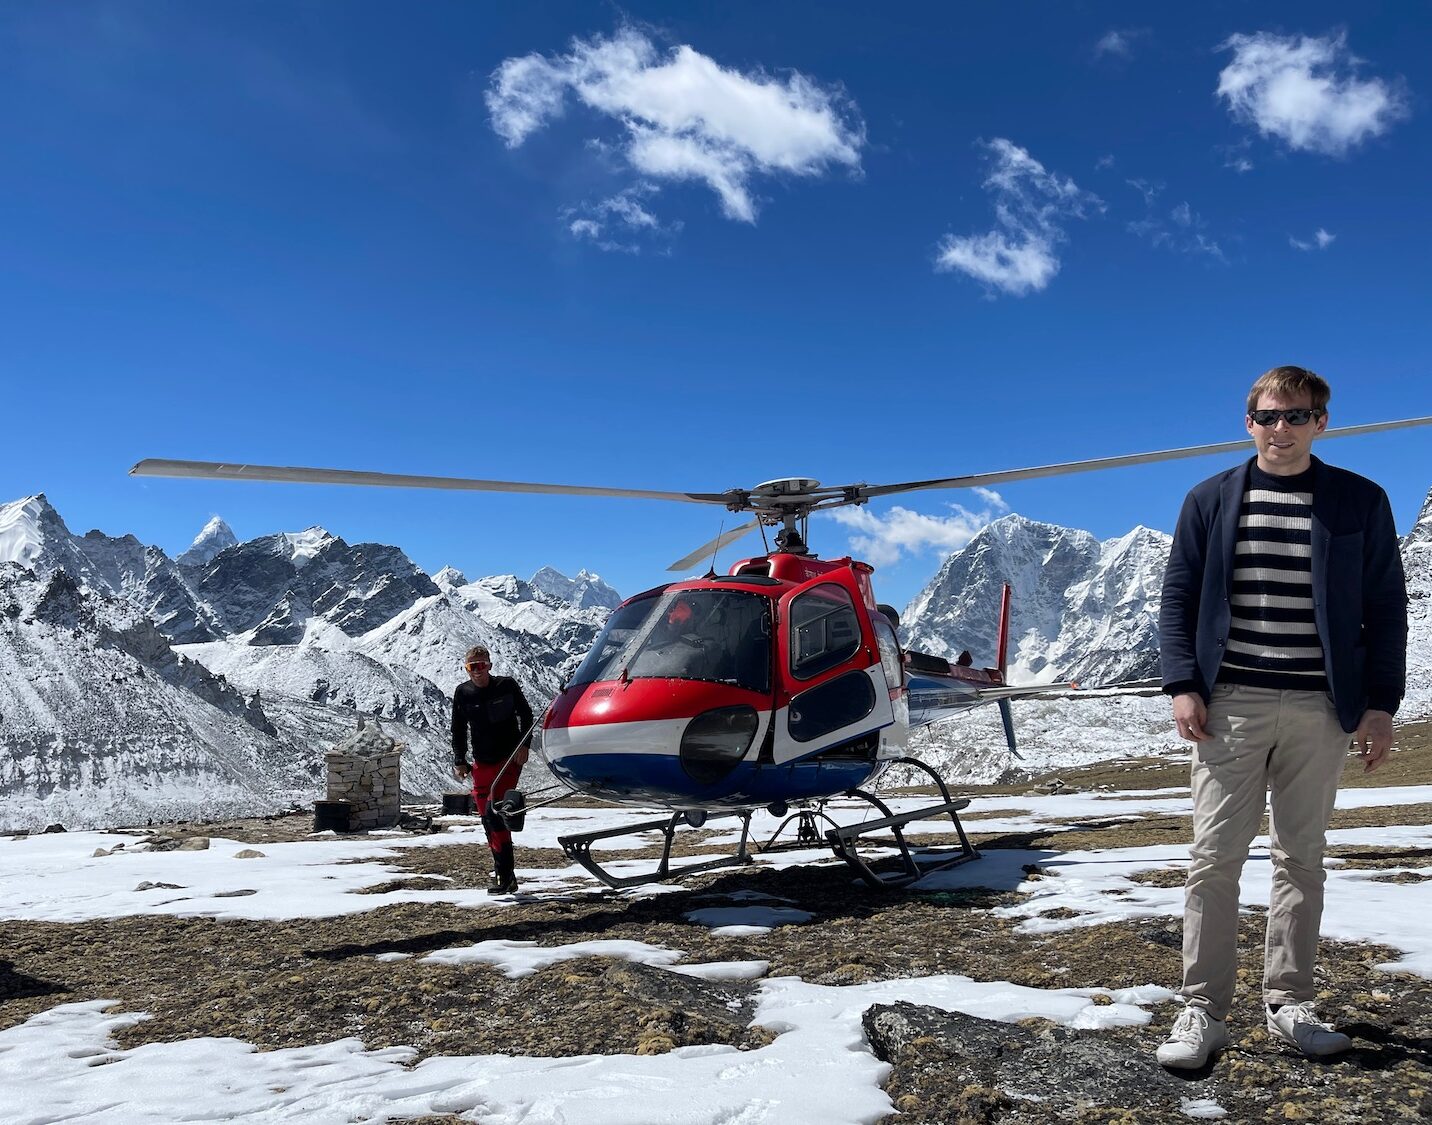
left=569, top=588, right=772, bottom=693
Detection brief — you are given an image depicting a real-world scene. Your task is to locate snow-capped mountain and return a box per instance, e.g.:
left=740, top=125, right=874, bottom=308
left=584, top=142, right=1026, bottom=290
left=902, top=514, right=1170, bottom=687
left=0, top=563, right=294, bottom=829
left=899, top=491, right=1432, bottom=783
left=1403, top=488, right=1432, bottom=712
left=6, top=483, right=1428, bottom=829
left=0, top=495, right=621, bottom=830
left=529, top=566, right=623, bottom=612
left=176, top=516, right=237, bottom=569
left=188, top=527, right=441, bottom=643
left=0, top=495, right=221, bottom=642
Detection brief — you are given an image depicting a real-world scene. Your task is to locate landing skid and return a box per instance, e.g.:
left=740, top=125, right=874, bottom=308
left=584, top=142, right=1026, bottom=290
left=557, top=758, right=978, bottom=891
left=824, top=755, right=979, bottom=887
left=559, top=811, right=754, bottom=889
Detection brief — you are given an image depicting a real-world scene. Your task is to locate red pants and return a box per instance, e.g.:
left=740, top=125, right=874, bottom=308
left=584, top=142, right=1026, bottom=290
left=472, top=760, right=522, bottom=852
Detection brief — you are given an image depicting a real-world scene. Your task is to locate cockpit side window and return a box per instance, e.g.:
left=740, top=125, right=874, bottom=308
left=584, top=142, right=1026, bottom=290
left=788, top=583, right=862, bottom=680
left=574, top=589, right=772, bottom=692
left=568, top=594, right=662, bottom=687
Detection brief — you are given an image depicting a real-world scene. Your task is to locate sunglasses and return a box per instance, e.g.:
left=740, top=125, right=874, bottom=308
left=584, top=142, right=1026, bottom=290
left=1249, top=408, right=1324, bottom=427
left=464, top=660, right=491, bottom=669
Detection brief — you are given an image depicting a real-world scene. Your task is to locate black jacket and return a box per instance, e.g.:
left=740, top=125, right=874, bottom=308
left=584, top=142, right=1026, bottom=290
left=1160, top=456, right=1407, bottom=732
left=452, top=676, right=535, bottom=766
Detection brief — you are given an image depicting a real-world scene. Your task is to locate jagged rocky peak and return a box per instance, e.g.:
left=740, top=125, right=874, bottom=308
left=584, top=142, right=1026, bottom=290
left=432, top=565, right=468, bottom=591
left=1404, top=486, right=1432, bottom=608
left=1405, top=486, right=1432, bottom=551
left=476, top=574, right=533, bottom=603
left=0, top=493, right=69, bottom=569
left=529, top=566, right=622, bottom=610
left=0, top=494, right=225, bottom=643
left=193, top=525, right=438, bottom=639
left=177, top=515, right=238, bottom=569
left=278, top=526, right=336, bottom=568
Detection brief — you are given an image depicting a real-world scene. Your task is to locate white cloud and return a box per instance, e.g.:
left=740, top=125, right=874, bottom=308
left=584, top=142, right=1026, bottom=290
left=1217, top=31, right=1408, bottom=156
left=562, top=184, right=682, bottom=253
left=1290, top=227, right=1336, bottom=251
left=487, top=29, right=864, bottom=229
left=935, top=139, right=1102, bottom=297
left=1094, top=29, right=1148, bottom=60
left=1218, top=139, right=1256, bottom=174
left=827, top=494, right=1009, bottom=568
left=1095, top=30, right=1134, bottom=58
left=1126, top=177, right=1160, bottom=207
left=1125, top=181, right=1226, bottom=261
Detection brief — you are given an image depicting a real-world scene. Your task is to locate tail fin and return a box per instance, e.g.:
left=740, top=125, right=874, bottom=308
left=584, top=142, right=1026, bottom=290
left=996, top=583, right=1011, bottom=681
left=995, top=584, right=1022, bottom=759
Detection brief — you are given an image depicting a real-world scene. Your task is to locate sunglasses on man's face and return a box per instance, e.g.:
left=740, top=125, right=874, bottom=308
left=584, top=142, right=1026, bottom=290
left=1249, top=408, right=1324, bottom=427
left=465, top=660, right=491, bottom=670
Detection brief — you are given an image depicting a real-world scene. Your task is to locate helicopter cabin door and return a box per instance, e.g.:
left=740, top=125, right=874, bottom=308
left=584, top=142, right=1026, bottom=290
left=770, top=571, right=896, bottom=765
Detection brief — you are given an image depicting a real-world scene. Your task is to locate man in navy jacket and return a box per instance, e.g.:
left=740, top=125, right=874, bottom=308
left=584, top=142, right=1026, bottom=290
left=1155, top=366, right=1407, bottom=1070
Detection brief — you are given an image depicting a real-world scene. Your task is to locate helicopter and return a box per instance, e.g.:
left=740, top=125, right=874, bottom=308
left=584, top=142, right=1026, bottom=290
left=131, top=413, right=1432, bottom=889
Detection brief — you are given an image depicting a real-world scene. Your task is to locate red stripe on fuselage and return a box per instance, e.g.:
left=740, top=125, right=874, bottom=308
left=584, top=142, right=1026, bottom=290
left=545, top=678, right=771, bottom=729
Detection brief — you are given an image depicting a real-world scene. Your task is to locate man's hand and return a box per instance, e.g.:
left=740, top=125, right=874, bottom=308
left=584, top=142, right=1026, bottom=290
left=453, top=761, right=471, bottom=781
left=1172, top=692, right=1212, bottom=743
left=1354, top=710, right=1395, bottom=773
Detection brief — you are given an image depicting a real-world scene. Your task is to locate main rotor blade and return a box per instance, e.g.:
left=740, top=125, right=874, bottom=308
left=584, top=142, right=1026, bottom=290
left=667, top=520, right=761, bottom=572
left=859, top=416, right=1432, bottom=500
left=129, top=458, right=731, bottom=506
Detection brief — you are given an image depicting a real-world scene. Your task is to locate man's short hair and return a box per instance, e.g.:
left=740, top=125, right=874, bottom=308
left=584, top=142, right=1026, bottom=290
left=1247, top=365, right=1331, bottom=413
left=464, top=645, right=490, bottom=664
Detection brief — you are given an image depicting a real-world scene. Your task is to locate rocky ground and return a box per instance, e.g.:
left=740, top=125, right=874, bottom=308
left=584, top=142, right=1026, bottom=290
left=3, top=721, right=1432, bottom=1124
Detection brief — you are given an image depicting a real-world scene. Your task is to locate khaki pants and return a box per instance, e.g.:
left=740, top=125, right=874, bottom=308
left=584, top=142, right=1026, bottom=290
left=1181, top=684, right=1350, bottom=1020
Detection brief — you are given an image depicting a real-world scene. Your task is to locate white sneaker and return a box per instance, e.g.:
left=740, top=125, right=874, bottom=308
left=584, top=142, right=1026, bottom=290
left=1156, top=1006, right=1229, bottom=1069
left=1265, top=1002, right=1352, bottom=1057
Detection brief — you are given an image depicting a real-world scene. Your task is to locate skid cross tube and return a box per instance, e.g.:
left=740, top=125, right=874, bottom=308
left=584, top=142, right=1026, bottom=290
left=559, top=811, right=754, bottom=889
left=760, top=802, right=842, bottom=853
left=826, top=784, right=979, bottom=888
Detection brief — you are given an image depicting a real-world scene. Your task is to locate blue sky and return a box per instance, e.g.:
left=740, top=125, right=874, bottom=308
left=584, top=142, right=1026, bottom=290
left=3, top=2, right=1430, bottom=611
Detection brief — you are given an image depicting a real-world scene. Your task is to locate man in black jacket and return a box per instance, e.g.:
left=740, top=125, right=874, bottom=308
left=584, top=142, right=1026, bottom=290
left=1155, top=365, right=1407, bottom=1069
left=452, top=645, right=534, bottom=894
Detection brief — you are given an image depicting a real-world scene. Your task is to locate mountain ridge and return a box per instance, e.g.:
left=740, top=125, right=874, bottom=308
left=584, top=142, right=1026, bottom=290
left=4, top=487, right=1429, bottom=829
left=0, top=497, right=621, bottom=830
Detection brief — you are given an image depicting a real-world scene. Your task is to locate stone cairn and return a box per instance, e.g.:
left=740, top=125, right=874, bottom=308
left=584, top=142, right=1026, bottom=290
left=325, top=720, right=403, bottom=830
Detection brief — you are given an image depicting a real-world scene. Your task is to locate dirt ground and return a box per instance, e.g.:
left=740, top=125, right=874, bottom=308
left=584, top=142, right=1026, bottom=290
left=3, top=721, right=1430, bottom=1123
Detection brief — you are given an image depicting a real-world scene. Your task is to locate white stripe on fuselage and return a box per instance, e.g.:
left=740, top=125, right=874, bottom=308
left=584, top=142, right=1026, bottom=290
left=543, top=711, right=773, bottom=762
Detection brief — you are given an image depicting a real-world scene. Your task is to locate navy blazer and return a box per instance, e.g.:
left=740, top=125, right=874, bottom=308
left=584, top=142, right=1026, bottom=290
left=1159, top=456, right=1407, bottom=732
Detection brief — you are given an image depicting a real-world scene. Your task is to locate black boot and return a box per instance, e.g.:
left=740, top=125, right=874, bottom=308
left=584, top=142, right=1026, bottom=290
left=486, top=842, right=518, bottom=895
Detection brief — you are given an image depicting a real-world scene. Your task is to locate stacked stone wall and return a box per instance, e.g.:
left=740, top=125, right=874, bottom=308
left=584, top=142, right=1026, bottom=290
left=325, top=722, right=402, bottom=830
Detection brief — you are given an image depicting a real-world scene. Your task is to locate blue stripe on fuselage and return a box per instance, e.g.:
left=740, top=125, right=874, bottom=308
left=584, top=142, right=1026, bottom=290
left=547, top=752, right=885, bottom=810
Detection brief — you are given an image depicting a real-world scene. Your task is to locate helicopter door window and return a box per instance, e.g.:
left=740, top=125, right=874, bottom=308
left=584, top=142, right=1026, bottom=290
left=789, top=583, right=862, bottom=680
left=788, top=669, right=877, bottom=742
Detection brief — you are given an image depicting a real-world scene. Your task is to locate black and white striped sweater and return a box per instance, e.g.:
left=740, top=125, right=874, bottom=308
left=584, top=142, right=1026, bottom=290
left=1217, top=464, right=1328, bottom=693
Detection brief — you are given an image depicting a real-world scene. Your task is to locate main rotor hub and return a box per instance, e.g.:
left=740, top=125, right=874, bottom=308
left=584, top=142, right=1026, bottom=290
left=723, top=477, right=866, bottom=522
left=753, top=477, right=821, bottom=497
